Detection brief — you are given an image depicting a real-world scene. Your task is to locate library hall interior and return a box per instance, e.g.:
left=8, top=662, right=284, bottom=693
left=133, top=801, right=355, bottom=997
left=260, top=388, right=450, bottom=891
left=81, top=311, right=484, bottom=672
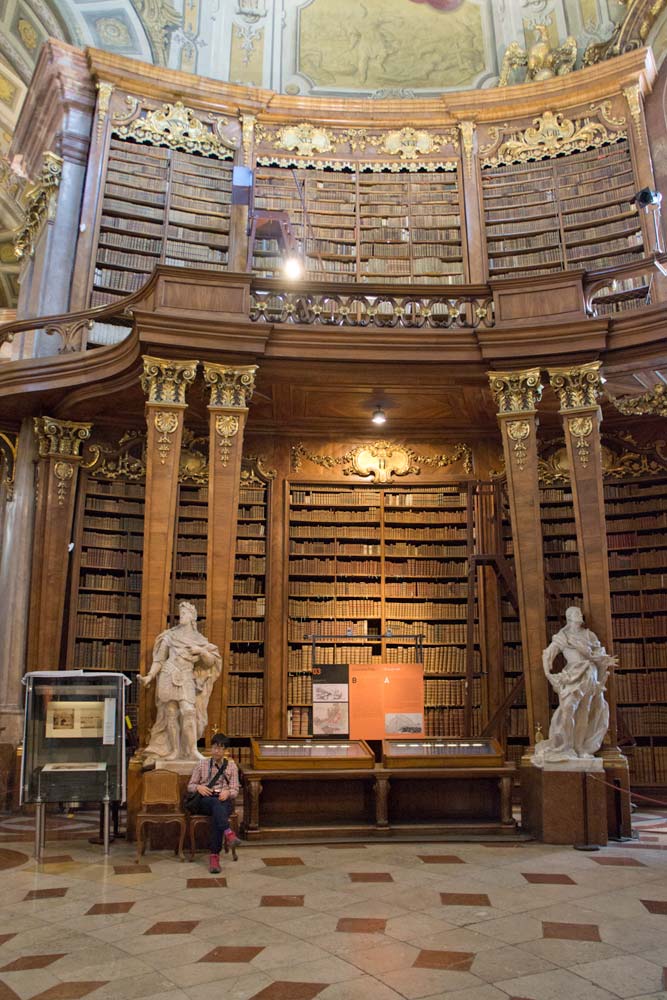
left=4, top=0, right=667, bottom=998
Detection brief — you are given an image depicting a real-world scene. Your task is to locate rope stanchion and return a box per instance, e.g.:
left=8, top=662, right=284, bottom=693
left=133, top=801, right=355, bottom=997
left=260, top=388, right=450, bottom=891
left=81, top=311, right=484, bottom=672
left=585, top=770, right=667, bottom=809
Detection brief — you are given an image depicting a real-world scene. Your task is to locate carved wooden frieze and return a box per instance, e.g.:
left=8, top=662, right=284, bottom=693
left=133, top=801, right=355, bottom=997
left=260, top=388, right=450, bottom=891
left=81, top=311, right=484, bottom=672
left=291, top=440, right=472, bottom=482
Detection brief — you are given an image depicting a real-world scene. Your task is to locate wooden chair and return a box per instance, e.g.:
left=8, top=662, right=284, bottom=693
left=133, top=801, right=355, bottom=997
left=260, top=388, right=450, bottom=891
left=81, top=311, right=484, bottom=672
left=187, top=805, right=239, bottom=863
left=135, top=770, right=186, bottom=863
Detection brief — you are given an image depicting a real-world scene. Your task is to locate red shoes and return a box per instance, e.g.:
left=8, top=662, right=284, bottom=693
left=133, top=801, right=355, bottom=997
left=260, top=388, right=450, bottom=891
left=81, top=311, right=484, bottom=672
left=209, top=853, right=221, bottom=874
left=224, top=829, right=241, bottom=861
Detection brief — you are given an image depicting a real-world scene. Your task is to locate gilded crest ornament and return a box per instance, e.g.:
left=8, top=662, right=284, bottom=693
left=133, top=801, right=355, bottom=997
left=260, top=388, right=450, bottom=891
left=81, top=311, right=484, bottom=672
left=568, top=416, right=594, bottom=467
left=378, top=127, right=441, bottom=160
left=483, top=112, right=613, bottom=168
left=214, top=414, right=240, bottom=467
left=86, top=430, right=147, bottom=481
left=507, top=420, right=531, bottom=471
left=291, top=441, right=471, bottom=482
left=154, top=411, right=179, bottom=464
left=53, top=460, right=74, bottom=506
left=112, top=101, right=236, bottom=159
left=270, top=123, right=337, bottom=157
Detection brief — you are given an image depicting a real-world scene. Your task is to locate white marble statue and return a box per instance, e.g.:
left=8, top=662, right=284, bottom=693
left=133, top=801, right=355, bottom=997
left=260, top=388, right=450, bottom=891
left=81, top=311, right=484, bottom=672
left=533, top=606, right=616, bottom=767
left=139, top=601, right=222, bottom=761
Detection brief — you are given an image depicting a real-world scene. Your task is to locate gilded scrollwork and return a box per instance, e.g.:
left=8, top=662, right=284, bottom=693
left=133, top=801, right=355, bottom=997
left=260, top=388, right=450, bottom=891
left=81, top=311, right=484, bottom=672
left=86, top=430, right=147, bottom=481
left=203, top=364, right=257, bottom=409
left=589, top=101, right=626, bottom=130
left=608, top=382, right=667, bottom=417
left=96, top=82, right=114, bottom=142
left=482, top=112, right=618, bottom=168
left=257, top=122, right=338, bottom=157
left=290, top=441, right=471, bottom=483
left=506, top=420, right=531, bottom=471
left=458, top=121, right=475, bottom=178
left=487, top=369, right=543, bottom=413
left=0, top=430, right=18, bottom=501
left=53, top=460, right=74, bottom=506
left=548, top=362, right=604, bottom=410
left=14, top=151, right=63, bottom=260
left=240, top=113, right=256, bottom=166
left=214, top=414, right=240, bottom=467
left=154, top=411, right=179, bottom=464
left=33, top=417, right=92, bottom=458
left=538, top=432, right=667, bottom=485
left=141, top=356, right=198, bottom=405
left=622, top=84, right=645, bottom=146
left=567, top=415, right=594, bottom=467
left=112, top=101, right=236, bottom=159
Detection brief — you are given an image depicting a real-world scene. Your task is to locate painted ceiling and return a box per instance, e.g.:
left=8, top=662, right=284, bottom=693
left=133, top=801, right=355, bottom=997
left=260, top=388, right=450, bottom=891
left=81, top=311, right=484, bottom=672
left=1, top=0, right=667, bottom=308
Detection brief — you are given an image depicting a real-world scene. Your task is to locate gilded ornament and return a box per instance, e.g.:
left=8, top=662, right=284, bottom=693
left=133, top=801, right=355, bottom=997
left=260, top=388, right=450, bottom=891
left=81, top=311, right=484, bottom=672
left=537, top=431, right=667, bottom=485
left=132, top=0, right=182, bottom=66
left=568, top=415, right=594, bottom=467
left=214, top=414, right=240, bottom=467
left=53, top=460, right=74, bottom=506
left=33, top=417, right=92, bottom=458
left=17, top=18, right=38, bottom=50
left=498, top=24, right=577, bottom=86
left=548, top=362, right=603, bottom=410
left=589, top=101, right=626, bottom=129
left=458, top=121, right=475, bottom=178
left=622, top=84, right=644, bottom=146
left=378, top=127, right=442, bottom=161
left=87, top=430, right=147, bottom=481
left=0, top=430, right=18, bottom=501
left=290, top=441, right=471, bottom=482
left=141, top=356, right=198, bottom=405
left=113, top=101, right=236, bottom=159
left=0, top=75, right=16, bottom=106
left=608, top=382, right=667, bottom=417
left=483, top=112, right=613, bottom=167
left=240, top=113, right=256, bottom=165
left=203, top=363, right=257, bottom=408
left=96, top=82, right=114, bottom=142
left=507, top=420, right=531, bottom=471
left=179, top=428, right=209, bottom=484
left=14, top=151, right=63, bottom=260
left=488, top=369, right=543, bottom=413
left=271, top=123, right=337, bottom=157
left=154, top=411, right=179, bottom=464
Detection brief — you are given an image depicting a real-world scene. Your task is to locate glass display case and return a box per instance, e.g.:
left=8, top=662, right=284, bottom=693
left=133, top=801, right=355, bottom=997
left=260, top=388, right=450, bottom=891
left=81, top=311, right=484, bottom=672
left=250, top=738, right=375, bottom=770
left=382, top=737, right=505, bottom=769
left=21, top=671, right=129, bottom=806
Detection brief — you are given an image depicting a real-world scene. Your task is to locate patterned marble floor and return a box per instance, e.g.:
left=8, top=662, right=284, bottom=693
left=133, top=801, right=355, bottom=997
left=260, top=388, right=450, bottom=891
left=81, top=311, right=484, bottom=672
left=0, top=809, right=665, bottom=1000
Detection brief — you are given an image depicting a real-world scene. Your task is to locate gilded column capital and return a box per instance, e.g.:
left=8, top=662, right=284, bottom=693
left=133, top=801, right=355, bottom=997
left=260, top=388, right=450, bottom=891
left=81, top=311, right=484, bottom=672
left=548, top=361, right=603, bottom=410
left=141, top=356, right=198, bottom=405
left=33, top=417, right=92, bottom=458
left=487, top=368, right=543, bottom=414
left=203, top=363, right=257, bottom=409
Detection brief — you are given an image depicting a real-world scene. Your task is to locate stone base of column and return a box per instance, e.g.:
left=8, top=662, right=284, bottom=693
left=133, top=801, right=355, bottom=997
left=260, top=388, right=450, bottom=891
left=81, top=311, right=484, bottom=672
left=521, top=758, right=607, bottom=845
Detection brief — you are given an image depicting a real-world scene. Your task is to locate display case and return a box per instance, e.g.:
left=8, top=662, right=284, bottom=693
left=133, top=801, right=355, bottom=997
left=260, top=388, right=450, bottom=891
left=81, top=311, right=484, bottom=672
left=250, top=738, right=375, bottom=771
left=382, top=737, right=504, bottom=769
left=21, top=671, right=129, bottom=806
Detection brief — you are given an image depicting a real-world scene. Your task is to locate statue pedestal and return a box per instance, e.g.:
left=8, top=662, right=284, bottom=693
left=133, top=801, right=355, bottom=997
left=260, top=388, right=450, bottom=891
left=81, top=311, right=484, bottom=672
left=521, top=757, right=607, bottom=845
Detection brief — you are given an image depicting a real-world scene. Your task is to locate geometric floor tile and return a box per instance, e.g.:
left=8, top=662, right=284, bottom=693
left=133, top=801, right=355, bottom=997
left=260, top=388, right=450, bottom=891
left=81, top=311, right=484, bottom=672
left=262, top=858, right=305, bottom=867
left=0, top=934, right=16, bottom=946
left=591, top=856, right=646, bottom=867
left=417, top=855, right=465, bottom=865
left=187, top=877, right=227, bottom=889
left=542, top=921, right=601, bottom=941
left=336, top=918, right=387, bottom=933
left=0, top=954, right=65, bottom=971
left=641, top=899, right=667, bottom=915
left=522, top=873, right=576, bottom=885
left=144, top=921, right=199, bottom=935
left=260, top=896, right=304, bottom=906
left=40, top=856, right=75, bottom=865
left=441, top=892, right=491, bottom=906
left=199, top=945, right=265, bottom=963
left=248, top=983, right=328, bottom=1000
left=86, top=902, right=135, bottom=915
left=23, top=888, right=68, bottom=900
left=349, top=873, right=393, bottom=883
left=113, top=865, right=151, bottom=875
left=29, top=984, right=109, bottom=1000
left=413, top=949, right=474, bottom=971
left=0, top=849, right=29, bottom=871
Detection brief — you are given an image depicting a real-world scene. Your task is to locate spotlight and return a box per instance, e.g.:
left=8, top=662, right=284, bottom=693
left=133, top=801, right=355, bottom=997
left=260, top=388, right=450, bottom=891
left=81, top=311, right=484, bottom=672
left=283, top=252, right=304, bottom=280
left=631, top=188, right=662, bottom=208
left=371, top=406, right=387, bottom=426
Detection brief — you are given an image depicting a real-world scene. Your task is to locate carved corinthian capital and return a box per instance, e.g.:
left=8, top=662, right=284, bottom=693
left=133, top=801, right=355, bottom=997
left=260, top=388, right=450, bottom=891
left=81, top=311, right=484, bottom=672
left=141, top=356, right=198, bottom=405
left=203, top=363, right=258, bottom=408
left=548, top=361, right=603, bottom=410
left=33, top=417, right=92, bottom=458
left=487, top=368, right=543, bottom=413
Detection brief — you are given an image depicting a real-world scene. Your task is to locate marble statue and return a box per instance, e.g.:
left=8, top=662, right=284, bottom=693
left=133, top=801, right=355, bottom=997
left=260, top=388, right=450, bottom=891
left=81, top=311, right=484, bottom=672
left=140, top=601, right=222, bottom=761
left=533, top=606, right=615, bottom=767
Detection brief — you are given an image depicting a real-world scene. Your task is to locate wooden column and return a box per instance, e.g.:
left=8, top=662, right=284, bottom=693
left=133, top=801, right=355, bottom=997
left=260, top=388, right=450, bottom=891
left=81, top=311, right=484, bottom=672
left=228, top=113, right=254, bottom=272
left=139, top=356, right=198, bottom=745
left=547, top=361, right=617, bottom=745
left=27, top=417, right=92, bottom=670
left=487, top=369, right=549, bottom=741
left=203, top=363, right=257, bottom=739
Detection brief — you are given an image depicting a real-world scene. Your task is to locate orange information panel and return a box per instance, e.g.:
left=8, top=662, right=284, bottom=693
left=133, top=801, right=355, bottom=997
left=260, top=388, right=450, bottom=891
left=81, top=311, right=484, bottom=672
left=349, top=663, right=424, bottom=740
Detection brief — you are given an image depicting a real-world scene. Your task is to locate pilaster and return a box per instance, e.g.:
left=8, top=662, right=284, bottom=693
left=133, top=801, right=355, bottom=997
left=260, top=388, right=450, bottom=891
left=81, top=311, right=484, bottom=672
left=548, top=360, right=617, bottom=745
left=488, top=368, right=549, bottom=739
left=27, top=416, right=92, bottom=671
left=139, top=356, right=198, bottom=745
left=203, top=363, right=257, bottom=738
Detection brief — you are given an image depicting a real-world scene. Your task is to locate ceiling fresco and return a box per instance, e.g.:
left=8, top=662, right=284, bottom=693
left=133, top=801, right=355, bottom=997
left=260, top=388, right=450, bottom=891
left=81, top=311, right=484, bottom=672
left=1, top=0, right=667, bottom=308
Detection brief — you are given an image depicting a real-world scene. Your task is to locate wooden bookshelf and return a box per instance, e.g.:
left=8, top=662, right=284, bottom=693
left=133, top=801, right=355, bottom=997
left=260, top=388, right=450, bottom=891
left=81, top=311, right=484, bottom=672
left=91, top=137, right=232, bottom=306
left=171, top=482, right=208, bottom=628
left=67, top=475, right=145, bottom=729
left=286, top=483, right=480, bottom=737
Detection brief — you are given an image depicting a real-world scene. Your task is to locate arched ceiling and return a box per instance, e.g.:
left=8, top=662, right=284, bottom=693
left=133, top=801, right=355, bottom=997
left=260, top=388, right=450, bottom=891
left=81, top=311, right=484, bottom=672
left=1, top=0, right=667, bottom=308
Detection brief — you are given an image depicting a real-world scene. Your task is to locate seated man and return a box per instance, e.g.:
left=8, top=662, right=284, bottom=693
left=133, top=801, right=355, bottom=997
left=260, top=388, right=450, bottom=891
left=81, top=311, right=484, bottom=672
left=186, top=732, right=241, bottom=873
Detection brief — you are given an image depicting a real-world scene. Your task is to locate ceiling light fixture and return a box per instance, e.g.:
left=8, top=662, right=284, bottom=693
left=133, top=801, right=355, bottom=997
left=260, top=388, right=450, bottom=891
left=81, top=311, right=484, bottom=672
left=371, top=406, right=387, bottom=426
